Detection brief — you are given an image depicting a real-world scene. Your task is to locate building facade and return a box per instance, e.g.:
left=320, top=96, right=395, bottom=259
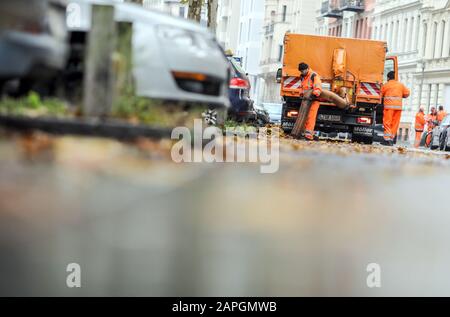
left=258, top=0, right=318, bottom=103
left=216, top=0, right=242, bottom=53
left=143, top=0, right=207, bottom=25
left=372, top=0, right=450, bottom=143
left=316, top=0, right=376, bottom=39
left=236, top=0, right=265, bottom=103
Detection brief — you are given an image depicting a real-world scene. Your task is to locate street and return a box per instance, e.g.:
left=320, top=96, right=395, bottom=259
left=1, top=132, right=450, bottom=296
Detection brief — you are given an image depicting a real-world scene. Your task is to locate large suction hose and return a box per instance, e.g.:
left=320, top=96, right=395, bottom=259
left=291, top=89, right=350, bottom=138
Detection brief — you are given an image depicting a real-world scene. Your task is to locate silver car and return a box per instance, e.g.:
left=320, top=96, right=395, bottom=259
left=67, top=0, right=230, bottom=119
left=0, top=0, right=69, bottom=94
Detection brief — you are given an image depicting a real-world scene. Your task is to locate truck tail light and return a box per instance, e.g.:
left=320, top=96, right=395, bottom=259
left=287, top=110, right=299, bottom=118
left=230, top=77, right=249, bottom=89
left=357, top=117, right=372, bottom=125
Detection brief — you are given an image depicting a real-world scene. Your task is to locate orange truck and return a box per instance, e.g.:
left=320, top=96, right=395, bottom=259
left=277, top=34, right=398, bottom=144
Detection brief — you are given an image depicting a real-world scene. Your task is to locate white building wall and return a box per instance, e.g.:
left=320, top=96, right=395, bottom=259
left=236, top=0, right=265, bottom=103
left=258, top=0, right=319, bottom=104
left=216, top=0, right=241, bottom=53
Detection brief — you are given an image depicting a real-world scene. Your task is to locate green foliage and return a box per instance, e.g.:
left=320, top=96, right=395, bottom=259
left=112, top=95, right=205, bottom=128
left=0, top=92, right=69, bottom=117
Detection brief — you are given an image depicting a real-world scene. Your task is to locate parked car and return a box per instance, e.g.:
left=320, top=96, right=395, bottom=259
left=227, top=56, right=257, bottom=123
left=261, top=102, right=282, bottom=124
left=0, top=0, right=69, bottom=96
left=66, top=0, right=230, bottom=123
left=253, top=103, right=270, bottom=126
left=430, top=114, right=450, bottom=151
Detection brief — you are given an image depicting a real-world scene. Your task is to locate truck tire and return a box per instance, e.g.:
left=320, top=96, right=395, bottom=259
left=351, top=135, right=373, bottom=145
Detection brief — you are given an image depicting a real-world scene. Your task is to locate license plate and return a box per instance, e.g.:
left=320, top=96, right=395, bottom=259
left=318, top=114, right=342, bottom=122
left=353, top=126, right=373, bottom=136
left=282, top=121, right=294, bottom=129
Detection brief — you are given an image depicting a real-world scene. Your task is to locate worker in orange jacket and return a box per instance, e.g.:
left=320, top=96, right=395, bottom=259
left=414, top=106, right=426, bottom=148
left=437, top=106, right=447, bottom=124
left=425, top=107, right=438, bottom=147
left=426, top=107, right=438, bottom=131
left=380, top=71, right=410, bottom=146
left=298, top=62, right=322, bottom=140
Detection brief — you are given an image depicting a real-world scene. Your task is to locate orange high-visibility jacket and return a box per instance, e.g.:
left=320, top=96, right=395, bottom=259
left=437, top=110, right=447, bottom=123
left=426, top=114, right=438, bottom=131
left=300, top=69, right=322, bottom=97
left=415, top=112, right=425, bottom=132
left=381, top=80, right=410, bottom=110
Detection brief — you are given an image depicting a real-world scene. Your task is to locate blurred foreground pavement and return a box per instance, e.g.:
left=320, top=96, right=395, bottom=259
left=1, top=132, right=450, bottom=296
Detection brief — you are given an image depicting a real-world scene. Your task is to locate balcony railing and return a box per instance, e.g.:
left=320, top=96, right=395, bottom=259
left=339, top=0, right=365, bottom=12
left=321, top=1, right=343, bottom=19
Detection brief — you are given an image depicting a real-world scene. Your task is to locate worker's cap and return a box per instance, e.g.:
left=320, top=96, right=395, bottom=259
left=298, top=63, right=309, bottom=71
left=387, top=71, right=395, bottom=80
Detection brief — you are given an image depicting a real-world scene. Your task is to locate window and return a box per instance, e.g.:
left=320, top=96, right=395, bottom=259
left=404, top=129, right=409, bottom=141
left=440, top=21, right=446, bottom=57
left=394, top=20, right=399, bottom=50
left=422, top=22, right=427, bottom=56
left=432, top=22, right=438, bottom=57
left=384, top=59, right=395, bottom=79
left=282, top=5, right=287, bottom=22
left=179, top=6, right=185, bottom=17
left=278, top=45, right=283, bottom=62
left=402, top=18, right=408, bottom=52
left=389, top=21, right=394, bottom=47
left=408, top=17, right=414, bottom=51
left=415, top=16, right=421, bottom=50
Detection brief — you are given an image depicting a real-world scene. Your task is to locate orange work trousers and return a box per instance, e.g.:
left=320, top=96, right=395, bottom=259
left=414, top=130, right=423, bottom=148
left=383, top=109, right=402, bottom=141
left=304, top=100, right=320, bottom=140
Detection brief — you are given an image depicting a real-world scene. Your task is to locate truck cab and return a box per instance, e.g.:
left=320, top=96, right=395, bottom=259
left=278, top=34, right=398, bottom=144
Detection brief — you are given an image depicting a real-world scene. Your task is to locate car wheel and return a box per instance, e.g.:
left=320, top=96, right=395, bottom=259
left=440, top=133, right=446, bottom=151
left=256, top=118, right=266, bottom=127
left=202, top=107, right=227, bottom=126
left=444, top=134, right=450, bottom=152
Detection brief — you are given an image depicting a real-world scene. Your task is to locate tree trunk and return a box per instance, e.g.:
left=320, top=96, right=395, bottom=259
left=207, top=0, right=218, bottom=33
left=83, top=4, right=116, bottom=117
left=188, top=0, right=203, bottom=22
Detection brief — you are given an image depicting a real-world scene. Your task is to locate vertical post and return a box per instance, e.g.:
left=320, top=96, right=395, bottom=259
left=83, top=4, right=116, bottom=117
